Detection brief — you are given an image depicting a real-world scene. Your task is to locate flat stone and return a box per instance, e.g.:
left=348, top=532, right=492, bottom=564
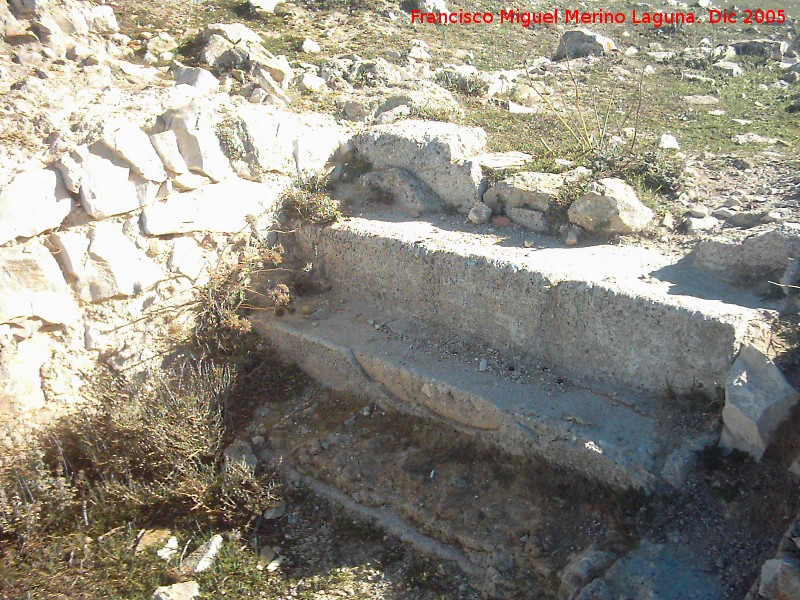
left=301, top=38, right=320, bottom=53
left=204, top=22, right=262, bottom=46
left=287, top=217, right=771, bottom=396
left=141, top=176, right=291, bottom=235
left=51, top=222, right=163, bottom=303
left=100, top=120, right=167, bottom=182
left=150, top=130, right=190, bottom=175
left=169, top=237, right=207, bottom=281
left=471, top=151, right=531, bottom=170
left=683, top=95, right=719, bottom=105
left=134, top=529, right=173, bottom=555
left=0, top=241, right=79, bottom=326
left=720, top=345, right=799, bottom=460
left=0, top=168, right=73, bottom=246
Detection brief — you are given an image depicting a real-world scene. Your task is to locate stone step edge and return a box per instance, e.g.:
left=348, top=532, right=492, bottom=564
left=252, top=309, right=713, bottom=492
left=292, top=218, right=774, bottom=396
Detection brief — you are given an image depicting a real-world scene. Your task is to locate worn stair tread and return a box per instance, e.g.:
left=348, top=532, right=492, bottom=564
left=254, top=304, right=707, bottom=492
left=294, top=216, right=776, bottom=396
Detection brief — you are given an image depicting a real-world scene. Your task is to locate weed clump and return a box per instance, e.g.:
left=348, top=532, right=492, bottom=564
left=0, top=361, right=280, bottom=595
left=282, top=175, right=342, bottom=224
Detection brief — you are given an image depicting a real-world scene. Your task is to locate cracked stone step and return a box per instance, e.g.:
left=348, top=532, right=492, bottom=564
left=292, top=217, right=776, bottom=396
left=253, top=305, right=709, bottom=492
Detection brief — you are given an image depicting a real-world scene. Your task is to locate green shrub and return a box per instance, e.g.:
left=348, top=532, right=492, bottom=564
left=282, top=175, right=342, bottom=224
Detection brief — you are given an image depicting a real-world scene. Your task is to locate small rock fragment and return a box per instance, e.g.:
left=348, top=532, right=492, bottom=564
left=720, top=345, right=800, bottom=460
left=468, top=201, right=492, bottom=225
left=153, top=581, right=200, bottom=600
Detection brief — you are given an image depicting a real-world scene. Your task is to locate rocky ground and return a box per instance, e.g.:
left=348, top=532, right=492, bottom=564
left=2, top=0, right=800, bottom=597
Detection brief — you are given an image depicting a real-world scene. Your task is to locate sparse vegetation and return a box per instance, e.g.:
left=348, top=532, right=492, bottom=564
left=0, top=360, right=280, bottom=598
left=281, top=175, right=343, bottom=224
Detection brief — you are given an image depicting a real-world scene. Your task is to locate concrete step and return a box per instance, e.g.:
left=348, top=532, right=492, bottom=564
left=291, top=216, right=776, bottom=397
left=253, top=303, right=712, bottom=492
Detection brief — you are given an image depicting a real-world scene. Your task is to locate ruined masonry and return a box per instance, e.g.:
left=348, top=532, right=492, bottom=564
left=1, top=0, right=799, bottom=597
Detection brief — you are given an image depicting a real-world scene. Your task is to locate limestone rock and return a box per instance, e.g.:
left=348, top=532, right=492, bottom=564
left=659, top=134, right=680, bottom=150
left=301, top=39, right=320, bottom=53
left=602, top=541, right=724, bottom=599
left=51, top=223, right=163, bottom=303
left=720, top=345, right=799, bottom=460
left=0, top=168, right=73, bottom=246
left=713, top=61, right=743, bottom=77
left=0, top=241, right=79, bottom=326
left=483, top=171, right=566, bottom=212
left=298, top=72, right=327, bottom=93
left=174, top=66, right=220, bottom=94
left=220, top=107, right=349, bottom=180
left=568, top=178, right=653, bottom=234
left=61, top=147, right=159, bottom=219
left=169, top=238, right=207, bottom=281
left=153, top=581, right=200, bottom=600
left=223, top=439, right=258, bottom=472
left=157, top=101, right=233, bottom=182
left=141, top=176, right=291, bottom=235
left=685, top=215, right=719, bottom=233
left=8, top=0, right=46, bottom=20
left=360, top=167, right=439, bottom=217
left=353, top=120, right=488, bottom=213
left=182, top=535, right=223, bottom=573
left=732, top=39, right=787, bottom=57
left=150, top=131, right=190, bottom=175
left=252, top=68, right=291, bottom=104
left=468, top=201, right=492, bottom=225
left=559, top=548, right=617, bottom=599
left=201, top=34, right=234, bottom=68
left=248, top=0, right=283, bottom=16
left=376, top=80, right=461, bottom=121
left=146, top=33, right=177, bottom=56
left=691, top=223, right=800, bottom=282
left=87, top=5, right=118, bottom=34
left=100, top=121, right=167, bottom=182
left=507, top=207, right=548, bottom=233
left=405, top=0, right=448, bottom=12
left=758, top=557, right=800, bottom=600
left=204, top=23, right=263, bottom=46
left=0, top=335, right=51, bottom=411
left=553, top=29, right=616, bottom=61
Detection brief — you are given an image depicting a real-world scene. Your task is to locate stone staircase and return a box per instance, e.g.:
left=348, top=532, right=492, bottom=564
left=253, top=212, right=779, bottom=493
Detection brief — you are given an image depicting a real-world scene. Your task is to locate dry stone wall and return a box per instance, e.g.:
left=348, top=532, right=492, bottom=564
left=0, top=0, right=350, bottom=420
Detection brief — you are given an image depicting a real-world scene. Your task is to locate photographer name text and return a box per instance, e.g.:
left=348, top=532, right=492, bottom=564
left=410, top=8, right=788, bottom=28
